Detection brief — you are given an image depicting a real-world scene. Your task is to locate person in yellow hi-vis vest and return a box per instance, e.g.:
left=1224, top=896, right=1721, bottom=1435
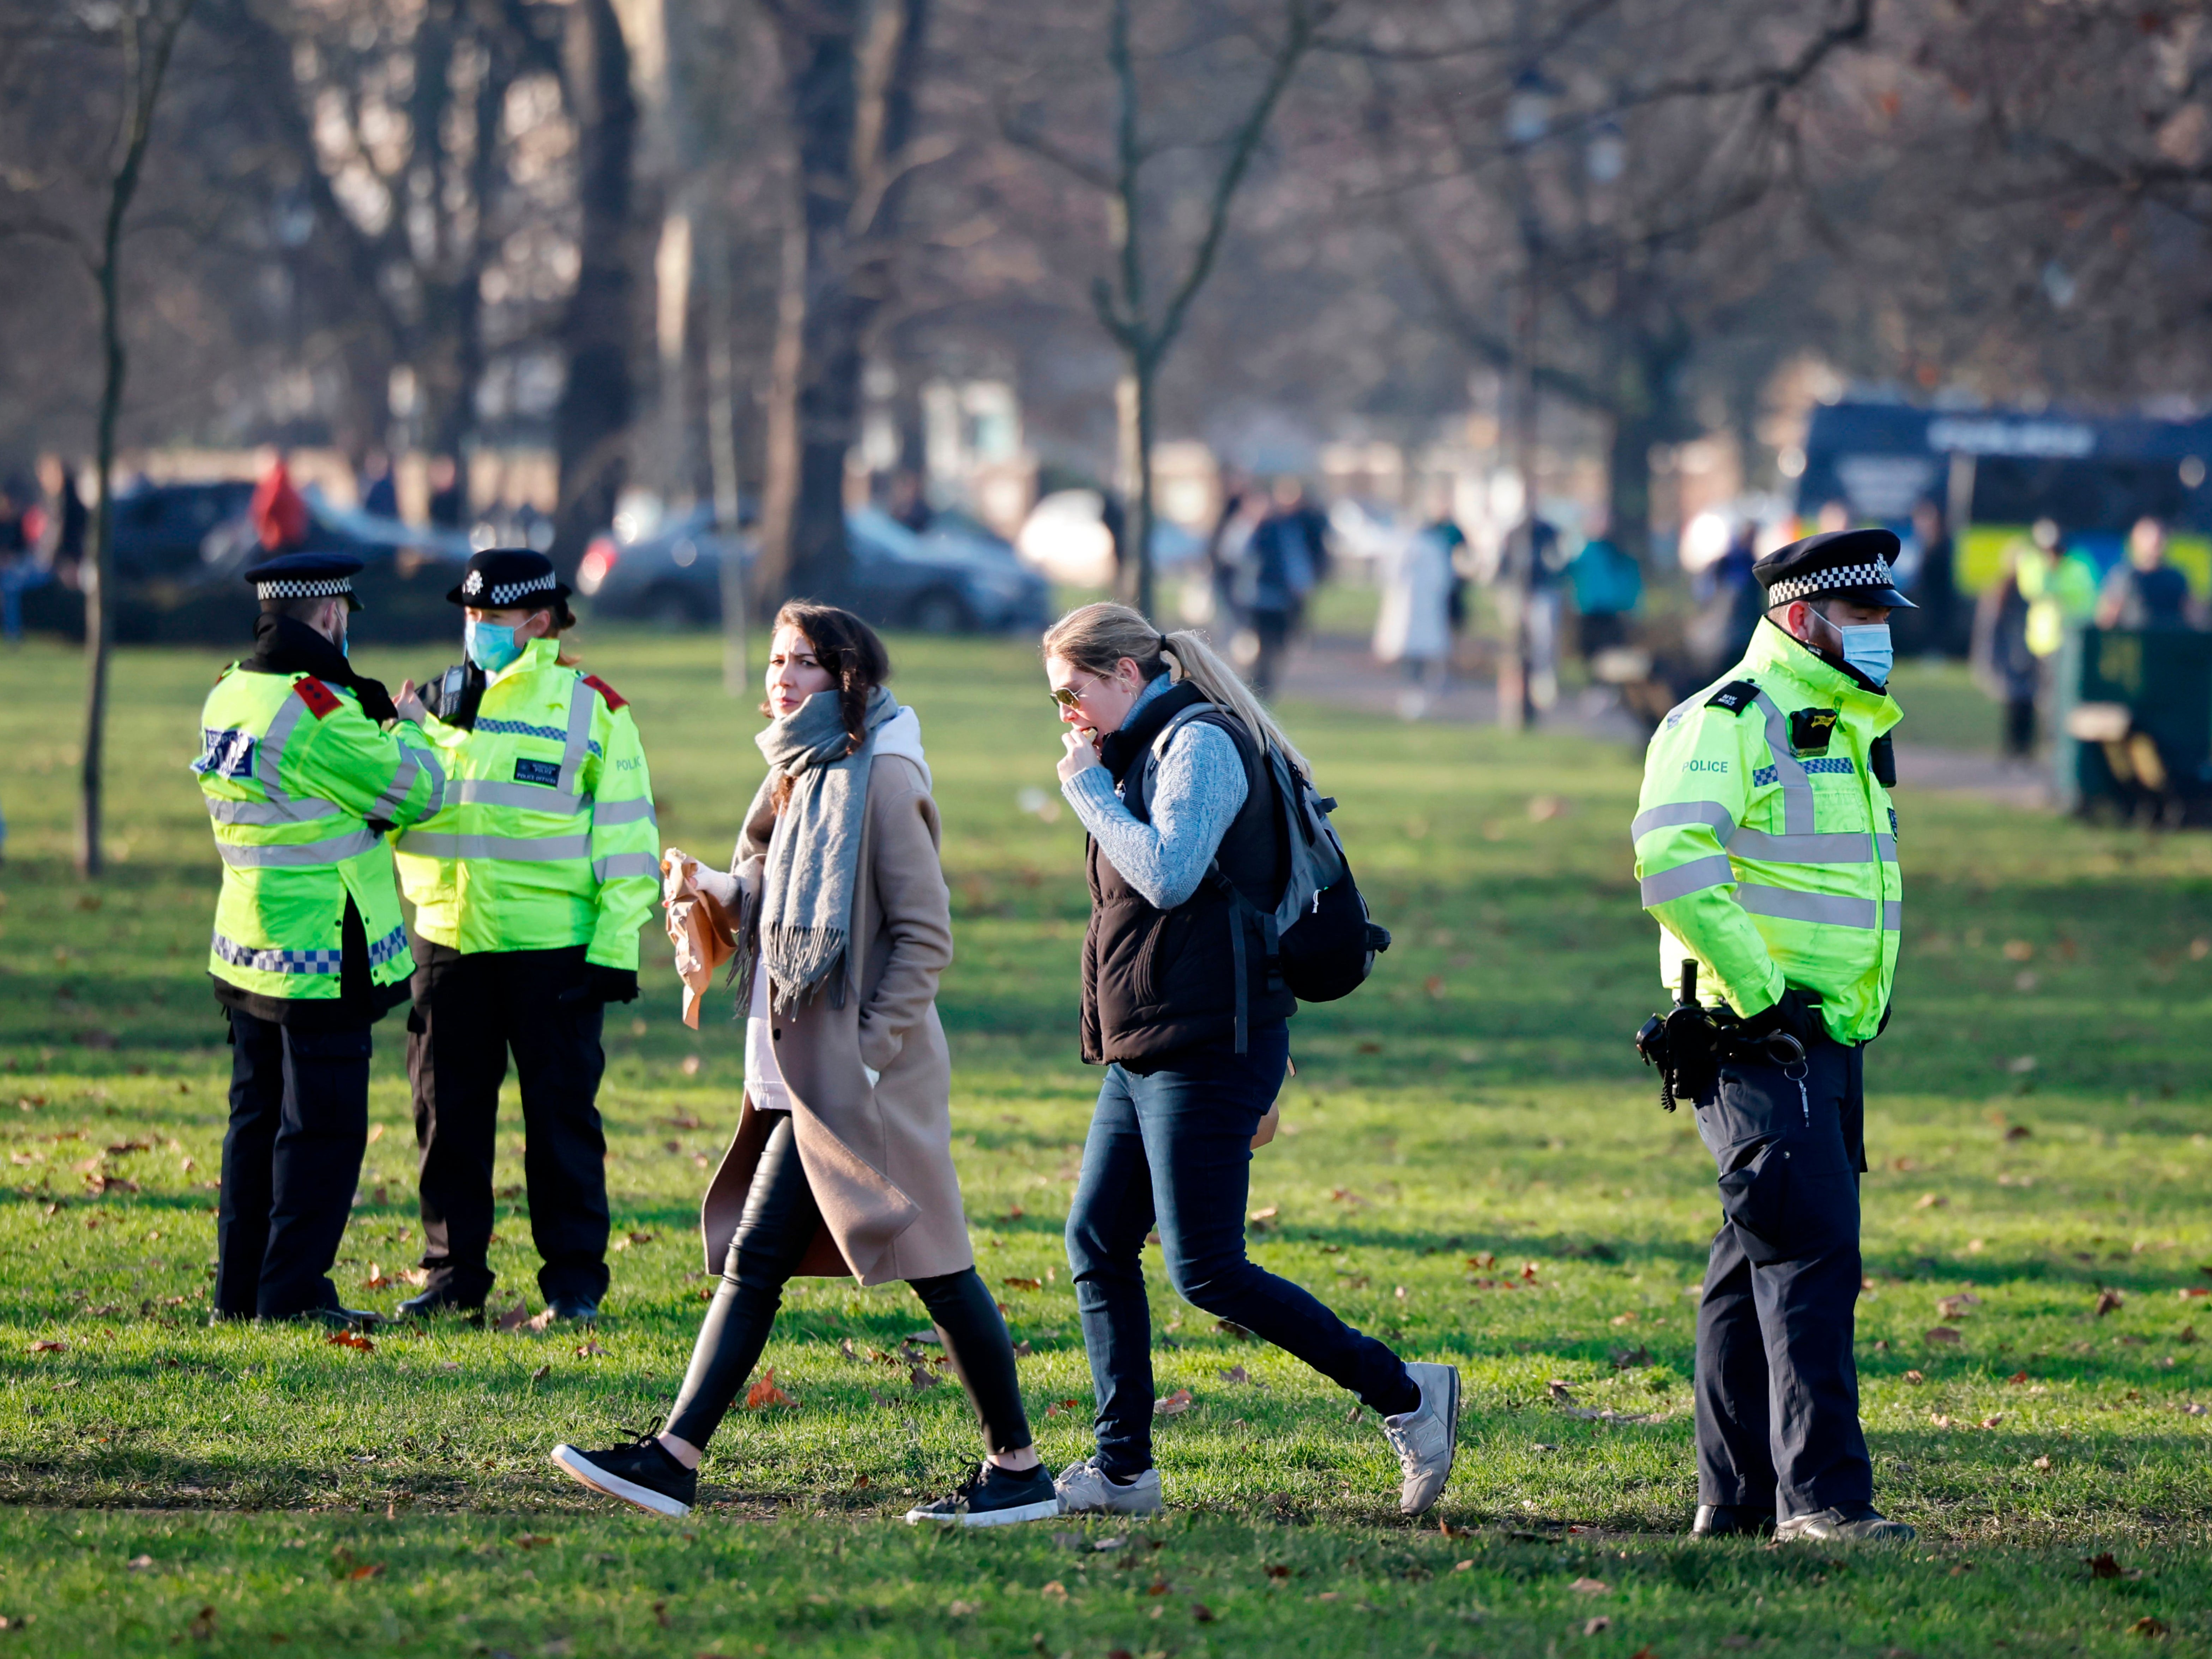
left=1632, top=528, right=1917, bottom=1546
left=195, top=551, right=447, bottom=1327
left=389, top=549, right=658, bottom=1322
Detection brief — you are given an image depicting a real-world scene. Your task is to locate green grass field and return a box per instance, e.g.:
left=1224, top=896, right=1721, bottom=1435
left=0, top=622, right=2208, bottom=1656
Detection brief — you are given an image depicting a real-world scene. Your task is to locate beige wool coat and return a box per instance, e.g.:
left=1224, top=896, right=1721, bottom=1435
left=697, top=751, right=973, bottom=1287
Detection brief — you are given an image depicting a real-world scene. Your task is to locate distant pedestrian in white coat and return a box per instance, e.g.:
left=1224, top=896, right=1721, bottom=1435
left=1374, top=517, right=1457, bottom=695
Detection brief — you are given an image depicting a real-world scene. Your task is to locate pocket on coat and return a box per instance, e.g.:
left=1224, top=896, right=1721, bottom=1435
left=1716, top=1136, right=1793, bottom=1264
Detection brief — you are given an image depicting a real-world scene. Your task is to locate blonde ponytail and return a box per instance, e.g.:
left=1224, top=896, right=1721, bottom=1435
left=1041, top=601, right=1312, bottom=779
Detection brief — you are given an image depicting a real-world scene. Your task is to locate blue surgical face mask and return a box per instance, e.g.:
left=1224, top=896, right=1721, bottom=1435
left=1837, top=623, right=1893, bottom=687
left=465, top=617, right=524, bottom=674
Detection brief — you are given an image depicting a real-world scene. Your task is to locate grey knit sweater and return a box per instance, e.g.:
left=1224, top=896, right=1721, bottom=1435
left=1061, top=673, right=1248, bottom=909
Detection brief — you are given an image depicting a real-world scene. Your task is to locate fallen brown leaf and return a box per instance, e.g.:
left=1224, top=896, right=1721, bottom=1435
left=1924, top=1327, right=1963, bottom=1345
left=2095, top=1289, right=2126, bottom=1317
left=326, top=1330, right=374, bottom=1352
left=574, top=1339, right=606, bottom=1358
left=744, top=1368, right=795, bottom=1409
left=1002, top=1277, right=1043, bottom=1292
left=1568, top=1576, right=1610, bottom=1594
left=493, top=1299, right=531, bottom=1333
left=27, top=1340, right=65, bottom=1354
left=1153, top=1387, right=1195, bottom=1417
left=1585, top=1615, right=1614, bottom=1635
left=1219, top=1365, right=1250, bottom=1383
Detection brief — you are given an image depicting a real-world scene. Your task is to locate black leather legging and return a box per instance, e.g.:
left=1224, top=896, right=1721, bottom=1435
left=664, top=1113, right=1032, bottom=1454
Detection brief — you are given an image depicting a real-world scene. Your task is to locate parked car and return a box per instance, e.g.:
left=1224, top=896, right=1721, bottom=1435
left=577, top=504, right=1051, bottom=635
left=111, top=479, right=256, bottom=579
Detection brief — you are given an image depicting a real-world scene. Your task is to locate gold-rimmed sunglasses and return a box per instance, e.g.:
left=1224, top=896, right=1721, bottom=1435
left=1049, top=671, right=1107, bottom=710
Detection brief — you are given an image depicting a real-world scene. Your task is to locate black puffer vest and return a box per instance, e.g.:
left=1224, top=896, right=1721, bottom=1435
left=1080, top=680, right=1294, bottom=1065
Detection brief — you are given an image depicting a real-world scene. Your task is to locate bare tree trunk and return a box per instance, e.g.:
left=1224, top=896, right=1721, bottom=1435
left=704, top=206, right=750, bottom=695
left=80, top=0, right=195, bottom=879
left=754, top=0, right=934, bottom=608
left=552, top=0, right=639, bottom=576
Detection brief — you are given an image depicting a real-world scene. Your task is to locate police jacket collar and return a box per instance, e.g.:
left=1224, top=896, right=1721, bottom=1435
left=242, top=613, right=398, bottom=724
left=1746, top=619, right=1900, bottom=734
left=486, top=635, right=562, bottom=686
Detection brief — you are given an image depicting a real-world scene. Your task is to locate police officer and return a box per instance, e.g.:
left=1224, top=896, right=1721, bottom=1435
left=388, top=548, right=658, bottom=1322
left=1631, top=528, right=1917, bottom=1544
left=195, top=551, right=447, bottom=1326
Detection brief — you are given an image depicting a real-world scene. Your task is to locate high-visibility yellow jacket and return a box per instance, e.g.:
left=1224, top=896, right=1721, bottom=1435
left=195, top=666, right=446, bottom=1004
left=1631, top=620, right=1902, bottom=1044
left=392, top=639, right=658, bottom=969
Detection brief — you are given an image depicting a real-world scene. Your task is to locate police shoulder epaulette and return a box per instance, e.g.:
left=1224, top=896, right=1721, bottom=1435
left=580, top=673, right=627, bottom=711
left=1705, top=679, right=1759, bottom=714
left=292, top=676, right=342, bottom=720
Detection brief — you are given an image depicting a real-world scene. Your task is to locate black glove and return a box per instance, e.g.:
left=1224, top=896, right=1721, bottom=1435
left=1738, top=987, right=1821, bottom=1050
left=565, top=965, right=640, bottom=1005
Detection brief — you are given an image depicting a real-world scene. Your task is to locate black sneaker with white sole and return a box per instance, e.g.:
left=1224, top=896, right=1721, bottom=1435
left=904, top=1461, right=1061, bottom=1528
left=549, top=1434, right=697, bottom=1517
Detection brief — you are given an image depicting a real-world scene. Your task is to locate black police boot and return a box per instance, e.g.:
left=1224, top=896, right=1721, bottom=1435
left=295, top=1304, right=382, bottom=1331
left=1692, top=1503, right=1775, bottom=1538
left=396, top=1280, right=487, bottom=1321
left=1775, top=1503, right=1915, bottom=1544
left=544, top=1294, right=599, bottom=1323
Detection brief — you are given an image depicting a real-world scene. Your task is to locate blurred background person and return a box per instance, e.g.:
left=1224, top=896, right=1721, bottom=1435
left=1568, top=509, right=1643, bottom=661
left=249, top=449, right=311, bottom=554
left=0, top=474, right=32, bottom=648
left=426, top=455, right=465, bottom=529
left=1972, top=543, right=2043, bottom=763
left=1204, top=470, right=1262, bottom=629
left=2095, top=516, right=2196, bottom=631
left=2018, top=517, right=2099, bottom=661
left=1905, top=498, right=1959, bottom=657
left=357, top=450, right=399, bottom=520
left=1237, top=476, right=1325, bottom=699
left=1372, top=506, right=1455, bottom=695
left=34, top=454, right=86, bottom=589
left=885, top=467, right=933, bottom=534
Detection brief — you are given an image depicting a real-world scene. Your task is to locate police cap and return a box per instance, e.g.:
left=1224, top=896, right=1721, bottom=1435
left=1754, top=527, right=1915, bottom=610
left=447, top=547, right=569, bottom=609
left=242, top=550, right=364, bottom=611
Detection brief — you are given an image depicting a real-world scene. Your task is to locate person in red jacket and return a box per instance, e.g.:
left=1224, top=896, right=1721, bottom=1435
left=251, top=452, right=311, bottom=554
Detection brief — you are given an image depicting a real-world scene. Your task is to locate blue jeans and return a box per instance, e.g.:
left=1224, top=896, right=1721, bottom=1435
left=1064, top=1022, right=1414, bottom=1479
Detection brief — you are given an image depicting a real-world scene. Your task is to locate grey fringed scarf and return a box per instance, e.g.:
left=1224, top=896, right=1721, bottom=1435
left=742, top=684, right=900, bottom=1016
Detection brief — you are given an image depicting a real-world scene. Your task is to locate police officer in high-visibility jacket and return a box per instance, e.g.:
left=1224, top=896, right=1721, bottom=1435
left=1632, top=528, right=1918, bottom=1545
left=388, top=548, right=658, bottom=1322
left=195, top=551, right=447, bottom=1327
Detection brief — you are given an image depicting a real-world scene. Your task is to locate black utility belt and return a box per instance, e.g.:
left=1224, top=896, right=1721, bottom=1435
left=1634, top=960, right=1814, bottom=1113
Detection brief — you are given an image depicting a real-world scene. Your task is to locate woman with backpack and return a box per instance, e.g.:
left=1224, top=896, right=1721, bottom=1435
left=550, top=603, right=1059, bottom=1528
left=1041, top=601, right=1459, bottom=1517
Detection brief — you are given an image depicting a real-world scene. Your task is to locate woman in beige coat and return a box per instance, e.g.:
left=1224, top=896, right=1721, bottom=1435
left=553, top=603, right=1055, bottom=1527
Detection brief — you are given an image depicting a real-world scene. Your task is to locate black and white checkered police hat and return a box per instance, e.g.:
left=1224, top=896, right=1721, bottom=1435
left=446, top=547, right=569, bottom=609
left=242, top=551, right=364, bottom=610
left=1754, top=527, right=1916, bottom=610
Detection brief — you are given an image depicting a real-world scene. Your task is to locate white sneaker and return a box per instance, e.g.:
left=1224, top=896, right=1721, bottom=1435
left=1053, top=1454, right=1164, bottom=1517
left=1380, top=1361, right=1460, bottom=1515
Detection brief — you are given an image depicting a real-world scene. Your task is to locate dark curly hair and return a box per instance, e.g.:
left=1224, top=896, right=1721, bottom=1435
left=764, top=601, right=892, bottom=812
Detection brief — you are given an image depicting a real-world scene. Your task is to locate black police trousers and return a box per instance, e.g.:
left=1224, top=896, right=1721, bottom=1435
left=1691, top=1034, right=1873, bottom=1520
left=406, top=942, right=610, bottom=1306
left=216, top=1009, right=371, bottom=1320
left=665, top=1114, right=1032, bottom=1455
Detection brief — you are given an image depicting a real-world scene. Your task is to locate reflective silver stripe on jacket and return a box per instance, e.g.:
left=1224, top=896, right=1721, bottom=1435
left=215, top=828, right=383, bottom=867
left=369, top=747, right=447, bottom=822
left=1629, top=800, right=1736, bottom=844
left=591, top=851, right=661, bottom=882
left=393, top=831, right=592, bottom=862
left=559, top=679, right=596, bottom=794
left=1736, top=884, right=1898, bottom=930
left=1750, top=691, right=1815, bottom=835
left=205, top=794, right=343, bottom=827
left=255, top=690, right=313, bottom=809
left=450, top=778, right=587, bottom=815
left=1876, top=834, right=1897, bottom=862
left=1728, top=828, right=1883, bottom=865
left=1640, top=854, right=1735, bottom=906
left=592, top=795, right=656, bottom=827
